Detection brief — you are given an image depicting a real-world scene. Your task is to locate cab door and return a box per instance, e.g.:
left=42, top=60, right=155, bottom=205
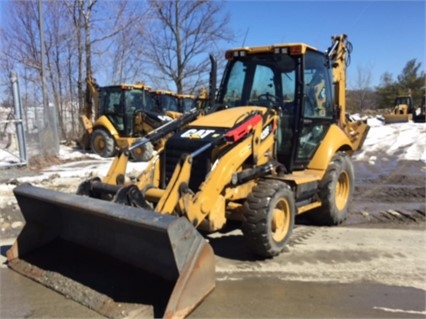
left=294, top=50, right=334, bottom=168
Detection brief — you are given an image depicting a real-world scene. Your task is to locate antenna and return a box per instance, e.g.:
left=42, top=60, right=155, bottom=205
left=242, top=27, right=250, bottom=46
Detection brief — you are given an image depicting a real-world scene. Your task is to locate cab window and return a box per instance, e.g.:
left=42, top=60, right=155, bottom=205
left=303, top=52, right=333, bottom=118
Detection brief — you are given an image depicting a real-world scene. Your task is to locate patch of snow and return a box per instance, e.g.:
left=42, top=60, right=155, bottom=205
left=353, top=121, right=426, bottom=164
left=1, top=118, right=425, bottom=184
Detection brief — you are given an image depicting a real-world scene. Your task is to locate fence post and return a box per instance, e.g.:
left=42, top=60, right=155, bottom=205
left=10, top=71, right=27, bottom=164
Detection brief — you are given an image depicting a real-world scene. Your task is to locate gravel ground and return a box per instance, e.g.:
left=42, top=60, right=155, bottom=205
left=0, top=154, right=424, bottom=319
left=1, top=157, right=424, bottom=239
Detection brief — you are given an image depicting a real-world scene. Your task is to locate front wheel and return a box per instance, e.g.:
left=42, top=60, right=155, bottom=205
left=242, top=179, right=295, bottom=258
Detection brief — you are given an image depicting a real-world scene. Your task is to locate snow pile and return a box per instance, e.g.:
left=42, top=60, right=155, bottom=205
left=1, top=118, right=425, bottom=179
left=353, top=118, right=426, bottom=164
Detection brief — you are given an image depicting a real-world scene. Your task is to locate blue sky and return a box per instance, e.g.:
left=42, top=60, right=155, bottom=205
left=223, top=0, right=425, bottom=88
left=0, top=0, right=423, bottom=91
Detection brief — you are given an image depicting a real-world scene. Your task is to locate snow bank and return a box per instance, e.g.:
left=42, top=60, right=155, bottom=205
left=353, top=118, right=426, bottom=164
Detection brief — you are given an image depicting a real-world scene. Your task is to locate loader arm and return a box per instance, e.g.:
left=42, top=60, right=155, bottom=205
left=145, top=111, right=278, bottom=231
left=183, top=129, right=270, bottom=230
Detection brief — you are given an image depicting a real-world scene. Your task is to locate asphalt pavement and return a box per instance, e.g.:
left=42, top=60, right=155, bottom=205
left=1, top=225, right=425, bottom=318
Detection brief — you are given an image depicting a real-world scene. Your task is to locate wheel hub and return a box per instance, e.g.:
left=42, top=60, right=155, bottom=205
left=271, top=200, right=289, bottom=242
left=335, top=171, right=349, bottom=210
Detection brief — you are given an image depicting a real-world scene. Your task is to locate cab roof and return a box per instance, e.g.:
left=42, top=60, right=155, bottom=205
left=225, top=43, right=318, bottom=59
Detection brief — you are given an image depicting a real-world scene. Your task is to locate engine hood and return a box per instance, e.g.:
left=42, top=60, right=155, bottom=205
left=189, top=106, right=268, bottom=129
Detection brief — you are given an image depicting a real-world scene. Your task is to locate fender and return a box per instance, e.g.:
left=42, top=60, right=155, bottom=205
left=93, top=115, right=120, bottom=138
left=308, top=124, right=352, bottom=171
left=79, top=114, right=93, bottom=133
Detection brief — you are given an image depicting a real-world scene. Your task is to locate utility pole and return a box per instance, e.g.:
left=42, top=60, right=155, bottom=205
left=38, top=0, right=59, bottom=155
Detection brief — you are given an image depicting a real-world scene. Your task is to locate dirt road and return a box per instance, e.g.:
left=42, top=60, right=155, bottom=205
left=0, top=158, right=425, bottom=318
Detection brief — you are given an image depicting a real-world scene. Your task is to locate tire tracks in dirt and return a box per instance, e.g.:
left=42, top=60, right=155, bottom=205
left=349, top=160, right=425, bottom=225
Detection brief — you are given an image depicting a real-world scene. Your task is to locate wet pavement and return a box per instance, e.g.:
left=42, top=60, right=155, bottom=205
left=1, top=266, right=425, bottom=319
left=1, top=268, right=103, bottom=319
left=190, top=279, right=426, bottom=318
left=1, top=224, right=425, bottom=318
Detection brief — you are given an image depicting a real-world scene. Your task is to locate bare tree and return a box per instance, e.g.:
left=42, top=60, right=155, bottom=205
left=145, top=0, right=234, bottom=94
left=352, top=64, right=374, bottom=113
left=66, top=0, right=150, bottom=118
left=1, top=0, right=151, bottom=139
left=0, top=1, right=43, bottom=98
left=103, top=2, right=152, bottom=84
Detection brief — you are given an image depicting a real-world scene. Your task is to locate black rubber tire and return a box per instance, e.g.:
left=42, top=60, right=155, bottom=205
left=90, top=129, right=116, bottom=157
left=131, top=141, right=154, bottom=162
left=309, top=151, right=354, bottom=226
left=242, top=179, right=295, bottom=258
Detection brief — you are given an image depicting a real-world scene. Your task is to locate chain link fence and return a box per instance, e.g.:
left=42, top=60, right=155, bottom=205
left=0, top=72, right=60, bottom=169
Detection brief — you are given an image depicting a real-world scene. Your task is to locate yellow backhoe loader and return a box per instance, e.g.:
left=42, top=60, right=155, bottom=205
left=80, top=78, right=181, bottom=159
left=383, top=94, right=414, bottom=124
left=7, top=34, right=368, bottom=318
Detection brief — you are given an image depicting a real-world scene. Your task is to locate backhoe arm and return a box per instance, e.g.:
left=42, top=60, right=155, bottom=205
left=328, top=34, right=369, bottom=151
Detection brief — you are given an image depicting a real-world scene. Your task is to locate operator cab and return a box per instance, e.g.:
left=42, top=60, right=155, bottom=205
left=151, top=90, right=180, bottom=113
left=98, top=85, right=154, bottom=136
left=216, top=44, right=336, bottom=172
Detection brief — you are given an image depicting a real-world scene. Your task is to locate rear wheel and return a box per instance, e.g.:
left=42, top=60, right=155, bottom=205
left=242, top=180, right=295, bottom=258
left=90, top=129, right=116, bottom=157
left=309, top=152, right=354, bottom=225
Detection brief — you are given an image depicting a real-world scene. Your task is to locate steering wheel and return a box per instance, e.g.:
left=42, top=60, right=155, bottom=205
left=257, top=93, right=280, bottom=108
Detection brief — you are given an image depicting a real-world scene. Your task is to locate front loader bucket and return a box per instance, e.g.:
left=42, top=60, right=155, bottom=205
left=6, top=183, right=215, bottom=319
left=383, top=114, right=411, bottom=124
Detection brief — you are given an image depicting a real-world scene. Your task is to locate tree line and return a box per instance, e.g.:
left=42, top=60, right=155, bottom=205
left=347, top=58, right=425, bottom=114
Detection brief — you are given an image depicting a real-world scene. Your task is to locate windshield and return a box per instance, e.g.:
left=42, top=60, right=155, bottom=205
left=100, top=87, right=154, bottom=115
left=153, top=94, right=179, bottom=113
left=181, top=97, right=195, bottom=112
left=218, top=54, right=297, bottom=109
left=126, top=89, right=154, bottom=112
left=395, top=97, right=411, bottom=106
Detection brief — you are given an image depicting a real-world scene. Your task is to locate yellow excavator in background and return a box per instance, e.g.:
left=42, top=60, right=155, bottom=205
left=7, top=34, right=368, bottom=318
left=383, top=94, right=414, bottom=124
left=80, top=77, right=181, bottom=159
